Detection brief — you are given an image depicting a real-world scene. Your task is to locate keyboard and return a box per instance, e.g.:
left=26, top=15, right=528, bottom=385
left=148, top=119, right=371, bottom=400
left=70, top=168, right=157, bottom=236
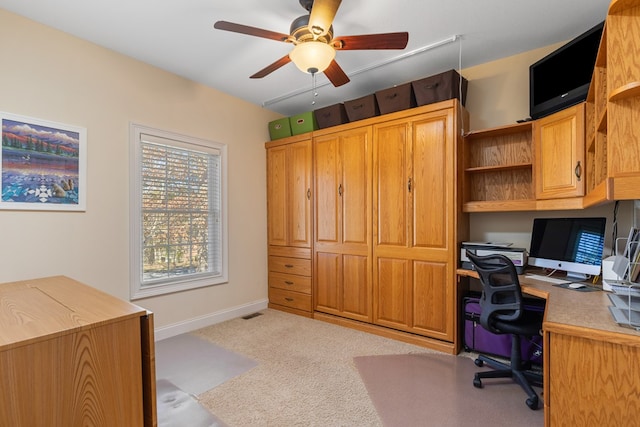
left=525, top=274, right=571, bottom=285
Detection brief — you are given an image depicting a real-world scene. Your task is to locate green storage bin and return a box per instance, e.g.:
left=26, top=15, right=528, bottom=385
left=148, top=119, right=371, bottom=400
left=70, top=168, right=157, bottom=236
left=268, top=117, right=292, bottom=140
left=289, top=112, right=318, bottom=135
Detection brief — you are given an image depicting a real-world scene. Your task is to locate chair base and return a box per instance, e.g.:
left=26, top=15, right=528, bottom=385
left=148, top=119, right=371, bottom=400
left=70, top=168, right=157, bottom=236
left=473, top=353, right=543, bottom=410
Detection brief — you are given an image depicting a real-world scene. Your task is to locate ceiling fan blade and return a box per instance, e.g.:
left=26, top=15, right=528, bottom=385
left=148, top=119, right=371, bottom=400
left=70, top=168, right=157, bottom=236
left=214, top=21, right=291, bottom=43
left=323, top=60, right=350, bottom=87
left=308, top=0, right=342, bottom=37
left=334, top=32, right=409, bottom=50
left=250, top=55, right=292, bottom=79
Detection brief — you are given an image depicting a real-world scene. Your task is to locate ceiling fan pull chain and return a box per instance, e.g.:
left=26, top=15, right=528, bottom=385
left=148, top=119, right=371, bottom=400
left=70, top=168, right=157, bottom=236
left=311, top=71, right=319, bottom=105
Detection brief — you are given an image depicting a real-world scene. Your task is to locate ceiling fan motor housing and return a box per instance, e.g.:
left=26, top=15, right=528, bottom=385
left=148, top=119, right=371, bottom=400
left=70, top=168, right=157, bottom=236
left=299, top=0, right=315, bottom=12
left=290, top=14, right=333, bottom=44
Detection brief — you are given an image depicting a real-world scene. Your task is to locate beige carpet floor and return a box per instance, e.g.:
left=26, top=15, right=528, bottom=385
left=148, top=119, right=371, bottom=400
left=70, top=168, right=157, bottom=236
left=191, top=309, right=543, bottom=426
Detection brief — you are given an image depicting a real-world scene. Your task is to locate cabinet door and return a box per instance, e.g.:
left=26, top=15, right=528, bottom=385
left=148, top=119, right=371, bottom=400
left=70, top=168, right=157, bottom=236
left=266, top=140, right=312, bottom=248
left=288, top=140, right=312, bottom=248
left=314, top=127, right=372, bottom=322
left=374, top=256, right=412, bottom=330
left=266, top=145, right=288, bottom=246
left=534, top=103, right=585, bottom=199
left=410, top=113, right=454, bottom=341
left=373, top=110, right=455, bottom=340
left=374, top=120, right=411, bottom=248
left=548, top=332, right=640, bottom=425
left=314, top=135, right=341, bottom=245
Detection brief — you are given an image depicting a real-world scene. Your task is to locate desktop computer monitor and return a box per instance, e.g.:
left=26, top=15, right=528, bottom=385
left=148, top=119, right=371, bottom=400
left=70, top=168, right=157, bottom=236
left=528, top=217, right=606, bottom=280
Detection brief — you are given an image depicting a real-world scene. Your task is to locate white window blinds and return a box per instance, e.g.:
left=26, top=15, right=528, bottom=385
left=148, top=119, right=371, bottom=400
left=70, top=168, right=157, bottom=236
left=130, top=125, right=227, bottom=299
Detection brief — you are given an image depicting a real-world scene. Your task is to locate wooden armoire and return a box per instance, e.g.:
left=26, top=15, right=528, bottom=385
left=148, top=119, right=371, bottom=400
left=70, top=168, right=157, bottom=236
left=266, top=100, right=469, bottom=353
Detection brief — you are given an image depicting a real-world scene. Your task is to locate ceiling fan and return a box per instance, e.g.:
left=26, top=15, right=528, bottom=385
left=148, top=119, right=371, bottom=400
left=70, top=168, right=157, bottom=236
left=214, top=0, right=409, bottom=87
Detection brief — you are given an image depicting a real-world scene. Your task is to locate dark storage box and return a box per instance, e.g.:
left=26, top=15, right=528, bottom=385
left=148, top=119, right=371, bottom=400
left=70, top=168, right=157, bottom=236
left=463, top=296, right=544, bottom=365
left=314, top=103, right=349, bottom=129
left=412, top=69, right=468, bottom=107
left=375, top=83, right=416, bottom=115
left=344, top=94, right=379, bottom=122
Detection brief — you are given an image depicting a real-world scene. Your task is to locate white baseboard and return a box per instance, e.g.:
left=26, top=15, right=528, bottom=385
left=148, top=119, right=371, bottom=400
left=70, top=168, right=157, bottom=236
left=154, top=298, right=269, bottom=341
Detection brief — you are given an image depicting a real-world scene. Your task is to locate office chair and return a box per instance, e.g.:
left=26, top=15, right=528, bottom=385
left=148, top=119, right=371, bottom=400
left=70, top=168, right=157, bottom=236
left=465, top=251, right=543, bottom=410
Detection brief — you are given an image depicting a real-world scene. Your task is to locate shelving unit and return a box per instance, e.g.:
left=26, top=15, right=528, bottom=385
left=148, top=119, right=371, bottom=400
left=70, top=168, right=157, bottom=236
left=463, top=122, right=536, bottom=212
left=585, top=0, right=640, bottom=204
left=586, top=28, right=608, bottom=194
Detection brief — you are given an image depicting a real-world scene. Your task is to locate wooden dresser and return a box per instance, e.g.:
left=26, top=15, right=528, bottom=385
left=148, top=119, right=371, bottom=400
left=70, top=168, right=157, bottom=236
left=0, top=276, right=156, bottom=426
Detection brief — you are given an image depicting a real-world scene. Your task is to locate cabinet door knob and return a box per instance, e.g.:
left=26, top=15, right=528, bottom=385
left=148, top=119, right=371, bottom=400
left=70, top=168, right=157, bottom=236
left=285, top=297, right=294, bottom=302
left=408, top=178, right=412, bottom=192
left=284, top=264, right=294, bottom=268
left=338, top=184, right=343, bottom=196
left=307, top=188, right=311, bottom=200
left=284, top=281, right=294, bottom=285
left=575, top=161, right=582, bottom=181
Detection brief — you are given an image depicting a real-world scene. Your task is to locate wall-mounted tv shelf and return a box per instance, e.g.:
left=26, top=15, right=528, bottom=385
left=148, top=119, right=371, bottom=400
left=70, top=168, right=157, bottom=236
left=468, top=0, right=640, bottom=213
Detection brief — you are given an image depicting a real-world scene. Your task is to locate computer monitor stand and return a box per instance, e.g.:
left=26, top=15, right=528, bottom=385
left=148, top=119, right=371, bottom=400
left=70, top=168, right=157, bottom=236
left=566, top=271, right=588, bottom=281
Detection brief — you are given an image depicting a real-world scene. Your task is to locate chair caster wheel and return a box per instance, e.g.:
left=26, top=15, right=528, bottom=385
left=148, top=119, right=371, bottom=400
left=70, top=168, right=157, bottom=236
left=474, top=358, right=484, bottom=367
left=526, top=396, right=539, bottom=410
left=473, top=377, right=482, bottom=388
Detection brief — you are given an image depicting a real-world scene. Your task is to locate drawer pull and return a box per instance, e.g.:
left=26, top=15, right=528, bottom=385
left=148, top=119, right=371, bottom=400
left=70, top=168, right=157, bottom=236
left=284, top=264, right=294, bottom=268
left=285, top=297, right=294, bottom=302
left=284, top=281, right=294, bottom=285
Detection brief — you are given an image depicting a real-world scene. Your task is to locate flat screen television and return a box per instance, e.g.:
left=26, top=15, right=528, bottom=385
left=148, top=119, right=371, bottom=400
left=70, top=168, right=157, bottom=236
left=528, top=217, right=606, bottom=280
left=529, top=21, right=604, bottom=119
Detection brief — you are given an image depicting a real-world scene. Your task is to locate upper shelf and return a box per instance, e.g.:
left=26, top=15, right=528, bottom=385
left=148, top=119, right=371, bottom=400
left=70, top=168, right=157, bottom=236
left=609, top=81, right=640, bottom=102
left=465, top=121, right=533, bottom=139
left=465, top=162, right=532, bottom=173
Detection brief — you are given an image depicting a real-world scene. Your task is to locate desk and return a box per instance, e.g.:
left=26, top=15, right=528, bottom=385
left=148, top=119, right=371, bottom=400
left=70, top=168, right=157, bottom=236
left=0, top=276, right=157, bottom=426
left=458, top=269, right=640, bottom=426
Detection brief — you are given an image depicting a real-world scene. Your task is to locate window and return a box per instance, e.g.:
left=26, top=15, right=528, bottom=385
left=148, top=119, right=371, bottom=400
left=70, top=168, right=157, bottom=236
left=130, top=124, right=227, bottom=299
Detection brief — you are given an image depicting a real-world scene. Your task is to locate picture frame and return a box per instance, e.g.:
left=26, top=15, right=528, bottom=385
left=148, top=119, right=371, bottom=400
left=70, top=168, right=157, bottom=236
left=1, top=111, right=87, bottom=211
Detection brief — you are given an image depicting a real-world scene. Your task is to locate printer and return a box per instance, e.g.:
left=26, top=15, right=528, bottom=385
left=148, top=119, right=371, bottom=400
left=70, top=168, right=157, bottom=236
left=461, top=242, right=528, bottom=274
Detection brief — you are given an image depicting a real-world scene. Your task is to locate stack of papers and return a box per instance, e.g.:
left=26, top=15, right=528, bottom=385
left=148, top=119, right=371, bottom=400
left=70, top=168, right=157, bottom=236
left=608, top=288, right=640, bottom=329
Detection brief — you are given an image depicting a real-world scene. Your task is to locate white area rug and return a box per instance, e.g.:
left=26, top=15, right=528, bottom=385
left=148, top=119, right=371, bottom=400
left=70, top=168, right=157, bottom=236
left=156, top=379, right=226, bottom=427
left=156, top=333, right=258, bottom=396
left=354, top=353, right=544, bottom=427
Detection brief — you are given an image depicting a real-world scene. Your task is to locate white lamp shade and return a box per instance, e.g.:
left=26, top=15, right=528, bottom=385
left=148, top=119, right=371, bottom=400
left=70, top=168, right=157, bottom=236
left=289, top=41, right=336, bottom=74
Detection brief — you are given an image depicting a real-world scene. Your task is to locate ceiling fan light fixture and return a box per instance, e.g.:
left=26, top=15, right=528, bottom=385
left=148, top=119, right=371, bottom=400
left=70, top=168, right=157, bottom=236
left=289, top=41, right=335, bottom=74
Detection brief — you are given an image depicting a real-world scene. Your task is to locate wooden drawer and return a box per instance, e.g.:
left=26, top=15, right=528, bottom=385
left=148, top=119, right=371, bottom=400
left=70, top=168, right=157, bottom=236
left=268, top=287, right=312, bottom=312
left=268, top=246, right=311, bottom=259
left=268, top=272, right=311, bottom=294
left=268, top=256, right=311, bottom=276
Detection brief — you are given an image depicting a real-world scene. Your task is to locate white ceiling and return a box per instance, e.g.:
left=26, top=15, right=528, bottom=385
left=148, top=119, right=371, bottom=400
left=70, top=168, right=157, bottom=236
left=0, top=0, right=610, bottom=116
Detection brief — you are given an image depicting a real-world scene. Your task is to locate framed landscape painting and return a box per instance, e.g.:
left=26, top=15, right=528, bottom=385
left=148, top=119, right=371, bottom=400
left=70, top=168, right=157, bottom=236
left=1, top=112, right=86, bottom=211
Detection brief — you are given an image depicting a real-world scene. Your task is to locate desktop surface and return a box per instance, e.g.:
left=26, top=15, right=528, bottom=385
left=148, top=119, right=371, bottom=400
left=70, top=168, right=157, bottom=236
left=458, top=267, right=640, bottom=339
left=522, top=268, right=600, bottom=291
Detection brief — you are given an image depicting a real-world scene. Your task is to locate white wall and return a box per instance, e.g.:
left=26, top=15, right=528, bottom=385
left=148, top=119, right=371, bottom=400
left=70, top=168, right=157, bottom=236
left=0, top=9, right=282, bottom=335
